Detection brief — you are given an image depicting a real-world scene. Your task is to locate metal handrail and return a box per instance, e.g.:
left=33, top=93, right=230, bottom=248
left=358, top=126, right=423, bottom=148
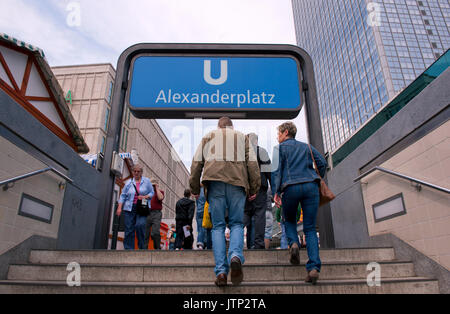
left=0, top=167, right=73, bottom=191
left=354, top=166, right=450, bottom=194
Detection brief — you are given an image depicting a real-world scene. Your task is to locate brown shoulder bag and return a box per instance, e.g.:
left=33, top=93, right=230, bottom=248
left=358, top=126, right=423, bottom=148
left=308, top=145, right=335, bottom=206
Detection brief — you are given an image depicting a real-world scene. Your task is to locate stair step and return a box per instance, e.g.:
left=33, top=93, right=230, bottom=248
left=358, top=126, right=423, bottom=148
left=7, top=261, right=415, bottom=282
left=29, top=247, right=396, bottom=265
left=0, top=277, right=439, bottom=294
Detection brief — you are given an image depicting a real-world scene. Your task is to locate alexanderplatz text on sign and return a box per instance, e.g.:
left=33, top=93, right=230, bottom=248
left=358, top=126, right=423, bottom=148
left=122, top=44, right=311, bottom=120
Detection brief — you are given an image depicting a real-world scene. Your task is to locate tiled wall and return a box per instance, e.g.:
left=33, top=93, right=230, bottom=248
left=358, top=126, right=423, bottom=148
left=0, top=136, right=65, bottom=254
left=361, top=120, right=450, bottom=270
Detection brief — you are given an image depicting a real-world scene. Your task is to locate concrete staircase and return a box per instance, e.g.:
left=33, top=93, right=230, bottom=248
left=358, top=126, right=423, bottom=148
left=0, top=247, right=439, bottom=294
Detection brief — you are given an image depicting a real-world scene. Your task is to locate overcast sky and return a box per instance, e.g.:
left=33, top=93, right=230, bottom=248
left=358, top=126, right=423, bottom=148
left=0, top=0, right=309, bottom=169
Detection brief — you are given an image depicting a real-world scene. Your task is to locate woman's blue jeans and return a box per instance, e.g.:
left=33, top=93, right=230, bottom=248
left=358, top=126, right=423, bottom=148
left=207, top=181, right=246, bottom=276
left=280, top=221, right=288, bottom=249
left=123, top=205, right=147, bottom=250
left=282, top=182, right=321, bottom=272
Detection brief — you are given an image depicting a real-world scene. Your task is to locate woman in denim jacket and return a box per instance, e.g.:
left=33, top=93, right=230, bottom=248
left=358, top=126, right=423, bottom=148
left=271, top=122, right=327, bottom=285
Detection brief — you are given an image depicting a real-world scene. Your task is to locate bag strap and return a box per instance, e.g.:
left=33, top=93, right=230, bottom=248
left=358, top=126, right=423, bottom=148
left=132, top=181, right=141, bottom=196
left=308, top=144, right=322, bottom=179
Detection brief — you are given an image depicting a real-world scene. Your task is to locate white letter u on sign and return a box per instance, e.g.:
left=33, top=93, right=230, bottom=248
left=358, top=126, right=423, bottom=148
left=204, top=60, right=228, bottom=85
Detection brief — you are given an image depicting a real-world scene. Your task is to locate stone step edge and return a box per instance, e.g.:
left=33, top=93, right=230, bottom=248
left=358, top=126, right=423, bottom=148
left=29, top=247, right=395, bottom=253
left=0, top=277, right=437, bottom=288
left=11, top=260, right=414, bottom=268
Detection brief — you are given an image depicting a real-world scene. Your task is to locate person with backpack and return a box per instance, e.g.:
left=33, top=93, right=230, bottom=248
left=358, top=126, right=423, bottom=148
left=243, top=133, right=271, bottom=250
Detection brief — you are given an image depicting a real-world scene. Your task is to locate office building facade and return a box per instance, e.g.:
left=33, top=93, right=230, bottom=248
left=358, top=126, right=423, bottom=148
left=292, top=0, right=450, bottom=154
left=52, top=64, right=190, bottom=224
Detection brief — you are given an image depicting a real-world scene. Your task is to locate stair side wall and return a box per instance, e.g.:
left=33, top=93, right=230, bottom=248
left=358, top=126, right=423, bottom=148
left=0, top=235, right=56, bottom=280
left=0, top=89, right=103, bottom=251
left=361, top=120, right=450, bottom=270
left=369, top=233, right=450, bottom=294
left=327, top=67, right=450, bottom=248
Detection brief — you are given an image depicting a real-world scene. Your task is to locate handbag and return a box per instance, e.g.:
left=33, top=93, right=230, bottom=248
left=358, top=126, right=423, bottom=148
left=169, top=231, right=176, bottom=243
left=308, top=145, right=335, bottom=206
left=133, top=183, right=150, bottom=217
left=202, top=201, right=213, bottom=229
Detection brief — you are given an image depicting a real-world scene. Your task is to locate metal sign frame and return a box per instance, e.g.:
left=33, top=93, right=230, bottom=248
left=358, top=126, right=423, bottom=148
left=94, top=44, right=335, bottom=249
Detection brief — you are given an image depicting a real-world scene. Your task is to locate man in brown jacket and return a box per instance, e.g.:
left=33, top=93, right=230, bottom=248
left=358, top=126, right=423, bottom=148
left=190, top=117, right=261, bottom=287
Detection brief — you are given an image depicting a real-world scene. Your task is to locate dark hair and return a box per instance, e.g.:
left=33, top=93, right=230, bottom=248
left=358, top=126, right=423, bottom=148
left=184, top=189, right=191, bottom=198
left=218, top=117, right=233, bottom=129
left=247, top=133, right=258, bottom=146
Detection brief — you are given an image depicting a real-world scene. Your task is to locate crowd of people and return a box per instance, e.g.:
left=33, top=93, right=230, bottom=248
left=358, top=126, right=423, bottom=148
left=117, top=117, right=328, bottom=287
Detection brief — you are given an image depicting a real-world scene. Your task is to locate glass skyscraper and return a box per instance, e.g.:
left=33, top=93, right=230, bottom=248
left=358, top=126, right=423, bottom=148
left=292, top=0, right=450, bottom=154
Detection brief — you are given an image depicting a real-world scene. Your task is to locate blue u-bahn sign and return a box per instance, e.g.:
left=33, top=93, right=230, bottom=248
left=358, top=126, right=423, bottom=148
left=128, top=56, right=301, bottom=117
left=122, top=44, right=308, bottom=119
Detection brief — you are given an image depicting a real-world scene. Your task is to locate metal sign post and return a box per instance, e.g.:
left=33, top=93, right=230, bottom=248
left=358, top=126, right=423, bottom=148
left=94, top=44, right=335, bottom=249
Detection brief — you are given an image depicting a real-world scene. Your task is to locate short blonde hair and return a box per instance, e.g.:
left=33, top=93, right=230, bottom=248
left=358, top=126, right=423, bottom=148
left=278, top=122, right=297, bottom=139
left=133, top=164, right=143, bottom=172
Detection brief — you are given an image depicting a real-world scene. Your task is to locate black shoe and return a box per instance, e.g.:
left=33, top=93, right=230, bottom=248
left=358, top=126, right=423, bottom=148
left=215, top=273, right=227, bottom=287
left=230, top=256, right=244, bottom=286
left=289, top=243, right=300, bottom=265
left=305, top=269, right=319, bottom=285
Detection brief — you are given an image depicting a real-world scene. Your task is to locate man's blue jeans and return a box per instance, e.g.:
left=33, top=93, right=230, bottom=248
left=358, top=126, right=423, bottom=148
left=282, top=182, right=321, bottom=272
left=207, top=181, right=246, bottom=276
left=123, top=205, right=147, bottom=250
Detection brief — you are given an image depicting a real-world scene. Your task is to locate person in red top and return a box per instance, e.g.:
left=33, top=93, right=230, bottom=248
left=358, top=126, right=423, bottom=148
left=145, top=178, right=165, bottom=249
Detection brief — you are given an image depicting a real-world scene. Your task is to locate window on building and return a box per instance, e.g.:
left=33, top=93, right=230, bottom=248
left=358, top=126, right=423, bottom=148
left=120, top=127, right=125, bottom=150
left=100, top=136, right=106, bottom=154
left=104, top=107, right=110, bottom=131
left=107, top=81, right=113, bottom=104
left=18, top=194, right=54, bottom=224
left=120, top=128, right=128, bottom=151
left=372, top=193, right=407, bottom=223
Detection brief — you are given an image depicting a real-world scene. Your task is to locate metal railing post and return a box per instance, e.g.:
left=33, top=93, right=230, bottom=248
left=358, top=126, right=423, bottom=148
left=0, top=167, right=73, bottom=191
left=111, top=202, right=120, bottom=250
left=354, top=166, right=450, bottom=194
